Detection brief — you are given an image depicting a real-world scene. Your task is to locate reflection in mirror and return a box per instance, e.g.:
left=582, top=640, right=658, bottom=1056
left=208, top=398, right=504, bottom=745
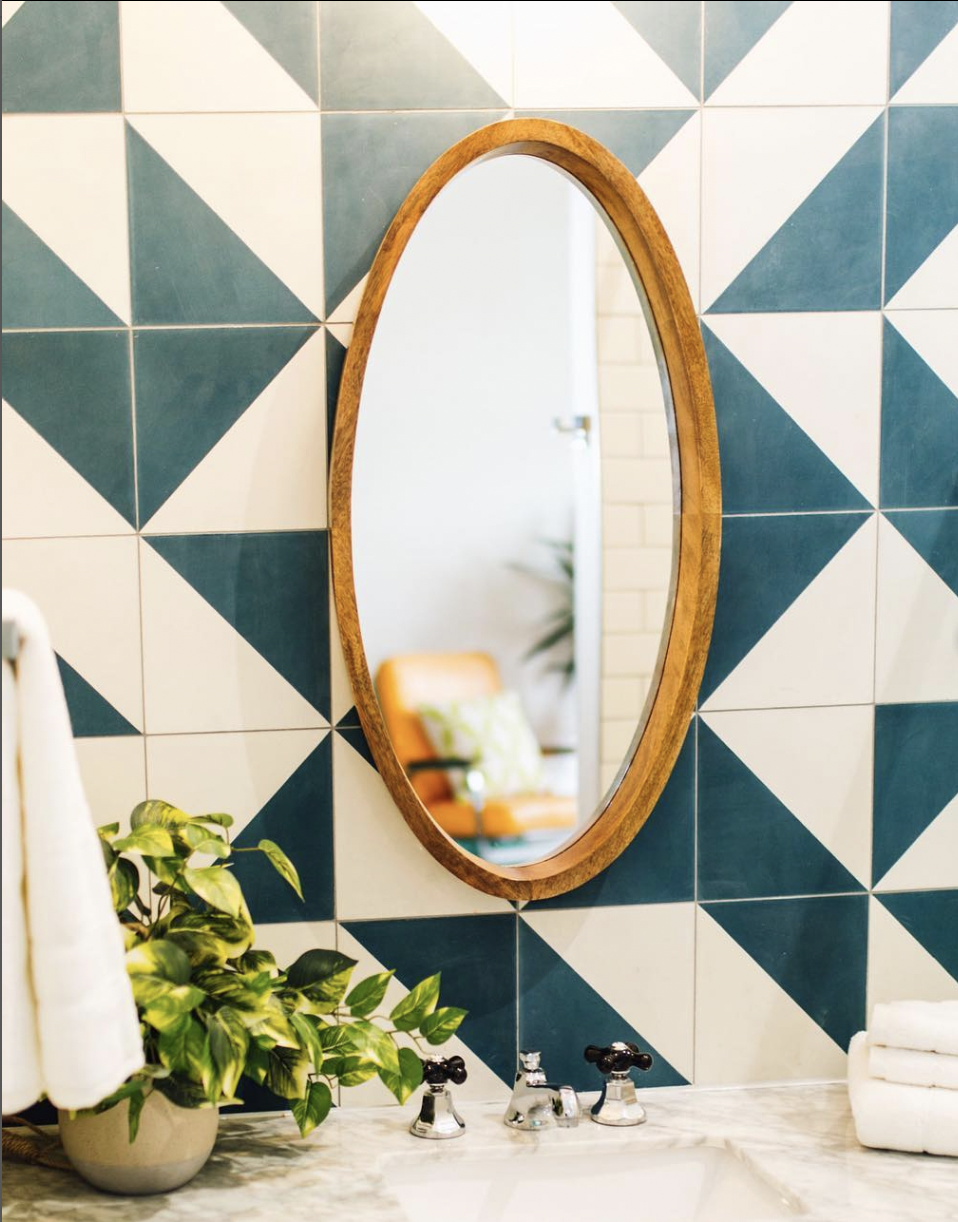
left=353, top=156, right=676, bottom=868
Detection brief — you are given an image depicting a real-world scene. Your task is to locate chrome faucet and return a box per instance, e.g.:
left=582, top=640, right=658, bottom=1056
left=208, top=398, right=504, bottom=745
left=503, top=1050, right=580, bottom=1130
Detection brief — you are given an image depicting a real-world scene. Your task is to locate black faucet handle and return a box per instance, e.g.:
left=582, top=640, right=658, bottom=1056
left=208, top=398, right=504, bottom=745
left=584, top=1041, right=653, bottom=1075
left=421, top=1054, right=468, bottom=1086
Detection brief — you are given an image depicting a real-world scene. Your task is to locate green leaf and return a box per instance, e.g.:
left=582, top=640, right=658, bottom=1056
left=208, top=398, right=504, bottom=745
left=345, top=1020, right=399, bottom=1076
left=170, top=912, right=253, bottom=960
left=244, top=1041, right=269, bottom=1086
left=290, top=1013, right=324, bottom=1072
left=291, top=1080, right=332, bottom=1138
left=92, top=1078, right=148, bottom=1114
left=127, top=939, right=191, bottom=985
left=336, top=1056, right=379, bottom=1087
left=237, top=949, right=277, bottom=975
left=127, top=1089, right=147, bottom=1143
left=155, top=1076, right=210, bottom=1110
left=255, top=839, right=302, bottom=900
left=183, top=1021, right=216, bottom=1100
left=208, top=1008, right=250, bottom=1099
left=139, top=985, right=205, bottom=1031
left=390, top=974, right=441, bottom=1032
left=98, top=823, right=121, bottom=838
left=317, top=1024, right=353, bottom=1054
left=182, top=866, right=244, bottom=917
left=109, top=857, right=140, bottom=914
left=131, top=800, right=190, bottom=829
left=114, top=825, right=176, bottom=856
left=247, top=996, right=300, bottom=1049
left=379, top=1047, right=424, bottom=1105
left=285, top=949, right=357, bottom=1013
left=181, top=823, right=231, bottom=858
left=157, top=1016, right=193, bottom=1071
left=265, top=1046, right=311, bottom=1100
left=345, top=971, right=394, bottom=1018
left=189, top=811, right=234, bottom=829
left=419, top=1006, right=467, bottom=1046
left=165, top=929, right=227, bottom=968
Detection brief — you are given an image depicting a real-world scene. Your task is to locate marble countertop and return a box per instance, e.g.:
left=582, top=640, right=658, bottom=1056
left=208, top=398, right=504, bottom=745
left=3, top=1084, right=956, bottom=1221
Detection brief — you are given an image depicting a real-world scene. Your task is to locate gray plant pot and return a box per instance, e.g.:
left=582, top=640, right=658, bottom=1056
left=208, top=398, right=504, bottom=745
left=58, top=1091, right=219, bottom=1195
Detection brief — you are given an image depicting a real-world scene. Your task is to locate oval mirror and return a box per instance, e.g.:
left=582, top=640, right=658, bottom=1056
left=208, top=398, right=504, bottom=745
left=330, top=120, right=720, bottom=901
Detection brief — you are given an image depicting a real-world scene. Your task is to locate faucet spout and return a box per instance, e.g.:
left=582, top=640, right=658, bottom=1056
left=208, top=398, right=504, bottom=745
left=503, top=1051, right=581, bottom=1130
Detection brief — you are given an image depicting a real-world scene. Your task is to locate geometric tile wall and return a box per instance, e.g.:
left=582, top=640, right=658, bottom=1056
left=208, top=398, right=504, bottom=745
left=2, top=1, right=956, bottom=1110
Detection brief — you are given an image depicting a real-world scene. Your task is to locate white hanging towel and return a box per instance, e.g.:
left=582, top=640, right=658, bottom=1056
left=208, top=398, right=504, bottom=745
left=868, top=1000, right=958, bottom=1056
left=1, top=590, right=143, bottom=1114
left=848, top=1033, right=958, bottom=1157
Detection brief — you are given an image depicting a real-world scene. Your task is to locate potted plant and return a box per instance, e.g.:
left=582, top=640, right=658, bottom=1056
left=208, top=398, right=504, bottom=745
left=59, top=800, right=466, bottom=1195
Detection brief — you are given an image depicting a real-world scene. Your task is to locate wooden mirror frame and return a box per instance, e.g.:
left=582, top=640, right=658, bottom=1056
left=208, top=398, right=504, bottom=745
left=330, top=118, right=721, bottom=901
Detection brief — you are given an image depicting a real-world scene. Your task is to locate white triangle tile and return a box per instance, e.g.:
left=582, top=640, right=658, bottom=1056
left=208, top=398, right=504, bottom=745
left=696, top=908, right=847, bottom=1084
left=708, top=1, right=888, bottom=106
left=129, top=115, right=322, bottom=317
left=514, top=1, right=697, bottom=109
left=638, top=112, right=701, bottom=311
left=146, top=729, right=326, bottom=840
left=884, top=308, right=958, bottom=394
left=1, top=536, right=143, bottom=730
left=875, top=796, right=958, bottom=892
left=413, top=2, right=513, bottom=103
left=522, top=905, right=694, bottom=1080
left=1, top=115, right=130, bottom=322
left=875, top=516, right=958, bottom=703
left=867, top=896, right=958, bottom=1014
left=336, top=924, right=507, bottom=1105
left=327, top=274, right=369, bottom=327
left=893, top=24, right=958, bottom=104
left=886, top=228, right=958, bottom=310
left=143, top=331, right=326, bottom=534
left=701, top=107, right=881, bottom=309
left=120, top=0, right=317, bottom=112
left=2, top=403, right=133, bottom=539
left=75, top=738, right=147, bottom=832
left=704, top=313, right=882, bottom=505
left=703, top=706, right=873, bottom=887
left=1, top=2, right=25, bottom=27
left=703, top=515, right=878, bottom=711
left=326, top=322, right=353, bottom=348
left=139, top=540, right=324, bottom=734
left=333, top=739, right=510, bottom=920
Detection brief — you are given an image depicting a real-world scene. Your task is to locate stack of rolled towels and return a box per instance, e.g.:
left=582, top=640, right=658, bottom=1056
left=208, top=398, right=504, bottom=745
left=848, top=1000, right=958, bottom=1157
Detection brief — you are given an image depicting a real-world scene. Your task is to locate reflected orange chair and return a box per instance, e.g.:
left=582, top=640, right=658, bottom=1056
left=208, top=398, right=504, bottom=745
left=375, top=652, right=577, bottom=841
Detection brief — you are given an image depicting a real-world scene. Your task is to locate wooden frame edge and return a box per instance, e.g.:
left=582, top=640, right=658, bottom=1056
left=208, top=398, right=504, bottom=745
left=329, top=118, right=721, bottom=901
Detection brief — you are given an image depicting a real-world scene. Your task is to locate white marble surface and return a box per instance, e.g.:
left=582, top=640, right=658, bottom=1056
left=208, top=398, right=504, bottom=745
left=3, top=1084, right=957, bottom=1221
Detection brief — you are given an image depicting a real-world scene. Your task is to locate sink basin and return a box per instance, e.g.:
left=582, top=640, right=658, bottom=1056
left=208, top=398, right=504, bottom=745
left=381, top=1141, right=803, bottom=1222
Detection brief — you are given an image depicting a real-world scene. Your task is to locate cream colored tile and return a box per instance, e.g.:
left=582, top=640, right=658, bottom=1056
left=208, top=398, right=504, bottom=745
left=602, top=504, right=642, bottom=548
left=602, top=591, right=642, bottom=632
left=600, top=413, right=642, bottom=457
left=601, top=677, right=644, bottom=720
left=598, top=364, right=663, bottom=411
left=75, top=737, right=146, bottom=832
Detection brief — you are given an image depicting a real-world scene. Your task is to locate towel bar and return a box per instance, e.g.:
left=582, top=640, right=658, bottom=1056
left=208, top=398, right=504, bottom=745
left=2, top=620, right=20, bottom=662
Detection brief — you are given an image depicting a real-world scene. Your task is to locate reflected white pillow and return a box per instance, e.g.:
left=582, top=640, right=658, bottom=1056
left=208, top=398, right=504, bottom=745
left=417, top=690, right=545, bottom=801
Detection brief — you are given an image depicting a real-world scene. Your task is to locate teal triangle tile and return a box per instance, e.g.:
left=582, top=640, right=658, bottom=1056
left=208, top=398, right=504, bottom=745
left=1, top=0, right=119, bottom=112
left=127, top=126, right=316, bottom=325
left=877, top=890, right=958, bottom=980
left=134, top=326, right=314, bottom=523
left=57, top=656, right=139, bottom=738
left=515, top=110, right=695, bottom=178
left=886, top=510, right=958, bottom=596
left=2, top=204, right=122, bottom=328
left=222, top=1, right=318, bottom=101
left=2, top=329, right=135, bottom=524
left=322, top=111, right=505, bottom=313
left=325, top=329, right=347, bottom=456
left=320, top=1, right=506, bottom=111
left=145, top=532, right=330, bottom=718
left=886, top=107, right=958, bottom=303
left=612, top=2, right=701, bottom=97
left=703, top=327, right=870, bottom=512
left=530, top=730, right=694, bottom=910
left=698, top=723, right=863, bottom=900
left=335, top=705, right=361, bottom=729
left=232, top=736, right=333, bottom=923
left=344, top=915, right=517, bottom=1085
left=710, top=117, right=884, bottom=313
left=891, top=2, right=958, bottom=95
left=336, top=723, right=377, bottom=772
left=700, top=513, right=869, bottom=702
left=874, top=702, right=958, bottom=884
left=881, top=323, right=958, bottom=509
left=703, top=896, right=868, bottom=1049
left=704, top=1, right=793, bottom=99
left=518, top=921, right=686, bottom=1091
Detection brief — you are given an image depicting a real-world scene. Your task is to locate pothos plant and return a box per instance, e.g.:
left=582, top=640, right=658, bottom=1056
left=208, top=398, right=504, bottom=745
left=93, top=800, right=466, bottom=1141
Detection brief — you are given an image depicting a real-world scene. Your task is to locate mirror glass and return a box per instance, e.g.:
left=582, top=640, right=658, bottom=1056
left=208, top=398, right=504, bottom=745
left=352, top=156, right=677, bottom=868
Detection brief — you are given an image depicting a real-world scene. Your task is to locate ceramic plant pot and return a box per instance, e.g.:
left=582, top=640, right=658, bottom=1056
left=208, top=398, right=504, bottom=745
left=58, top=1091, right=218, bottom=1195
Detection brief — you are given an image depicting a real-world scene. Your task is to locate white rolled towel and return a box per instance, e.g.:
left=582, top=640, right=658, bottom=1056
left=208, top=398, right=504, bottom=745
left=848, top=1032, right=958, bottom=1157
left=869, top=1045, right=958, bottom=1091
left=868, top=1000, right=958, bottom=1056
